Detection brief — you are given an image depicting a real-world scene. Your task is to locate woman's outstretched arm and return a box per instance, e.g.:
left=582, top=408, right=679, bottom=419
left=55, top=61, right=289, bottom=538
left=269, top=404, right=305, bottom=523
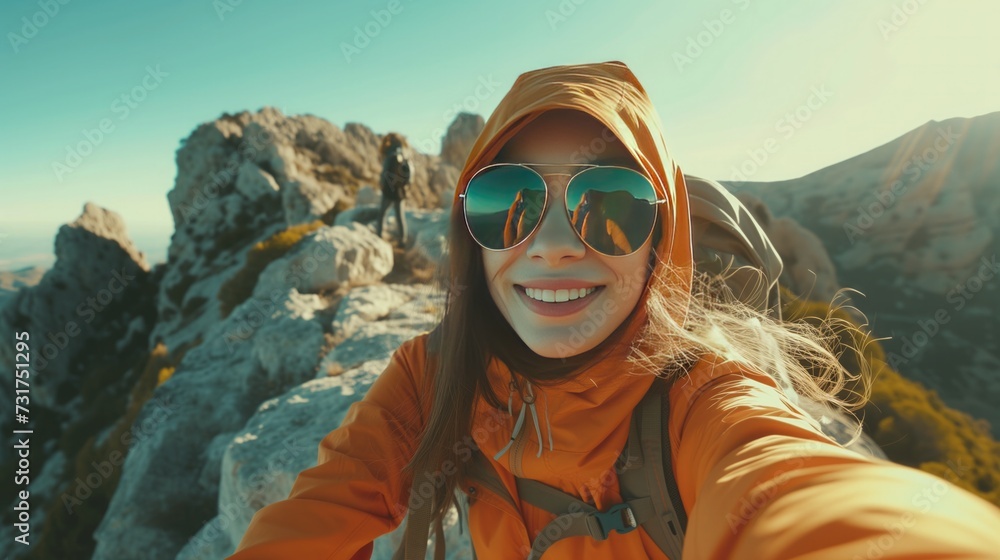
left=228, top=334, right=431, bottom=560
left=671, top=355, right=1000, bottom=560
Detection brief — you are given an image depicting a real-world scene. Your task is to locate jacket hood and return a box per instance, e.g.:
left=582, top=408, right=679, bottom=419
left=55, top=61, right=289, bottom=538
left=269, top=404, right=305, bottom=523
left=456, top=61, right=697, bottom=494
left=452, top=60, right=694, bottom=376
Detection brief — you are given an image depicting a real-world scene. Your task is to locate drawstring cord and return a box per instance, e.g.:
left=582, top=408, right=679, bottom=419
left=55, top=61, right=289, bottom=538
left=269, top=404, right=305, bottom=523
left=523, top=382, right=545, bottom=459
left=493, top=385, right=527, bottom=461
left=541, top=389, right=553, bottom=452
left=493, top=379, right=554, bottom=462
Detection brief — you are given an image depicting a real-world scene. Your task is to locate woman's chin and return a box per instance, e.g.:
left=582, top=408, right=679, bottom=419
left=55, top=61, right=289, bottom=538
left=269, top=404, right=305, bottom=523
left=520, top=333, right=599, bottom=360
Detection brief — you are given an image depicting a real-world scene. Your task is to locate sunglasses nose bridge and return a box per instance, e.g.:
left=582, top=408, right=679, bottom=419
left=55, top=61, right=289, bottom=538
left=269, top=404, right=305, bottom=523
left=513, top=174, right=583, bottom=254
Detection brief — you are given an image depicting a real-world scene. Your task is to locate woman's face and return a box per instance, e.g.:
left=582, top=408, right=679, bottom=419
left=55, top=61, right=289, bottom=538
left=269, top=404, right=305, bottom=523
left=481, top=110, right=655, bottom=359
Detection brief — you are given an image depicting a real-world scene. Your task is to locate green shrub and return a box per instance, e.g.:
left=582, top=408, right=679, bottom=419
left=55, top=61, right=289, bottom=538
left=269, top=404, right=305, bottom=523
left=781, top=286, right=1000, bottom=507
left=218, top=220, right=325, bottom=318
left=865, top=361, right=1000, bottom=505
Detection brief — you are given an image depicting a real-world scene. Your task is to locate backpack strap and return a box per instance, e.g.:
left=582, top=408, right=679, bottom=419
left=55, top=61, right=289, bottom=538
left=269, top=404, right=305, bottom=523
left=516, top=477, right=656, bottom=559
left=617, top=377, right=686, bottom=559
left=396, top=449, right=517, bottom=560
left=394, top=474, right=447, bottom=560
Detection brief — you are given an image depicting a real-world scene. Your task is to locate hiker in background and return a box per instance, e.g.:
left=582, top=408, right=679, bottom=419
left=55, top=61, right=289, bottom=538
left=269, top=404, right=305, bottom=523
left=375, top=132, right=412, bottom=247
left=230, top=62, right=1000, bottom=559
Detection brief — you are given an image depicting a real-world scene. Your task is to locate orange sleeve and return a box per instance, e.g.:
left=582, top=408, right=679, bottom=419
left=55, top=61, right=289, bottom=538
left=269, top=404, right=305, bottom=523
left=670, top=357, right=1000, bottom=560
left=228, top=334, right=430, bottom=560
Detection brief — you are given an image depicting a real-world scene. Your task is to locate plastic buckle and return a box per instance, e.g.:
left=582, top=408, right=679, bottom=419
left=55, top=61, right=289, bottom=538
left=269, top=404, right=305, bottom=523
left=591, top=503, right=638, bottom=539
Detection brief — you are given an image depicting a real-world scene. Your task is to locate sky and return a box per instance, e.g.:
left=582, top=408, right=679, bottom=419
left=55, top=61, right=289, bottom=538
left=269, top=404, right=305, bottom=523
left=1, top=0, right=998, bottom=271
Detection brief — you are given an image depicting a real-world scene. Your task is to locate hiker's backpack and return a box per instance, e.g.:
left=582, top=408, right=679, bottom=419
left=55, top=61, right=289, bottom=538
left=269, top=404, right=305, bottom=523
left=395, top=174, right=786, bottom=560
left=381, top=146, right=413, bottom=201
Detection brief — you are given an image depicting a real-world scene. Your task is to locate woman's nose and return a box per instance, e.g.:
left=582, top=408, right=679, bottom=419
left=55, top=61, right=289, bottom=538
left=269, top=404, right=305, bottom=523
left=524, top=176, right=587, bottom=264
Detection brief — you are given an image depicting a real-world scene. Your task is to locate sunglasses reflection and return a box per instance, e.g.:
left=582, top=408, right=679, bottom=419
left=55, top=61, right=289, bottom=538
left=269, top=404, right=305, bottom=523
left=573, top=190, right=636, bottom=255
left=501, top=188, right=647, bottom=255
left=503, top=189, right=532, bottom=248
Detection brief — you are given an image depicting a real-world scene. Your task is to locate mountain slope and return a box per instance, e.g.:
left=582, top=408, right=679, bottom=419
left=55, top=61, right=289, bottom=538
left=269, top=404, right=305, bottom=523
left=726, top=111, right=1000, bottom=435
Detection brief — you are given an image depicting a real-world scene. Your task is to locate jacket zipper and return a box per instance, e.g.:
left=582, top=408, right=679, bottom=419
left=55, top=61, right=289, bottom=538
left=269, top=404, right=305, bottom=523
left=509, top=414, right=528, bottom=477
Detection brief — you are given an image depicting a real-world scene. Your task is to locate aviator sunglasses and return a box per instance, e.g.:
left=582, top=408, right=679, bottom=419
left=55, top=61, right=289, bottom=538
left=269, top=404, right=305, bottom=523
left=459, top=163, right=667, bottom=257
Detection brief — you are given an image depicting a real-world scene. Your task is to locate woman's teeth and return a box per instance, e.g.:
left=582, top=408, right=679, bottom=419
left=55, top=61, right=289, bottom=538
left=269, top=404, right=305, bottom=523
left=524, top=286, right=599, bottom=303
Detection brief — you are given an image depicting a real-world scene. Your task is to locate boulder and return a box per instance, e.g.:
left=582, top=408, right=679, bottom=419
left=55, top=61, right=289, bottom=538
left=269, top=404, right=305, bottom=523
left=189, top=284, right=453, bottom=559
left=254, top=223, right=394, bottom=297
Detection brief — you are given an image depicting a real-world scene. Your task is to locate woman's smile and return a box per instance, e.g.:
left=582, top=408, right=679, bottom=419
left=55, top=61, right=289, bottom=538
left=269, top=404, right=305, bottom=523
left=515, top=284, right=607, bottom=318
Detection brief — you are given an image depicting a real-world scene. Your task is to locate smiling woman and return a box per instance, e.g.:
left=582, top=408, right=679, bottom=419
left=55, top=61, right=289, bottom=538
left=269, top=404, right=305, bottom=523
left=478, top=110, right=657, bottom=359
left=229, top=61, right=1000, bottom=560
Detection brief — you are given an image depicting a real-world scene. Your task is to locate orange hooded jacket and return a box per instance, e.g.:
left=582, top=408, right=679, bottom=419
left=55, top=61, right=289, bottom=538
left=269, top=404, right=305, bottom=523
left=230, top=61, right=1000, bottom=559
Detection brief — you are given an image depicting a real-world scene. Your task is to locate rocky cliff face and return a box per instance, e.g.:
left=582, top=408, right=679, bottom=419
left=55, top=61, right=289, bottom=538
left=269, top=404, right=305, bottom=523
left=726, top=111, right=1000, bottom=436
left=0, top=108, right=481, bottom=560
left=0, top=203, right=160, bottom=555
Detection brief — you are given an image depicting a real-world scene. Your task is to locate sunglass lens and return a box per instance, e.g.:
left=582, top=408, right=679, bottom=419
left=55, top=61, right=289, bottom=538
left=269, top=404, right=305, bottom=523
left=464, top=166, right=546, bottom=250
left=566, top=167, right=659, bottom=256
